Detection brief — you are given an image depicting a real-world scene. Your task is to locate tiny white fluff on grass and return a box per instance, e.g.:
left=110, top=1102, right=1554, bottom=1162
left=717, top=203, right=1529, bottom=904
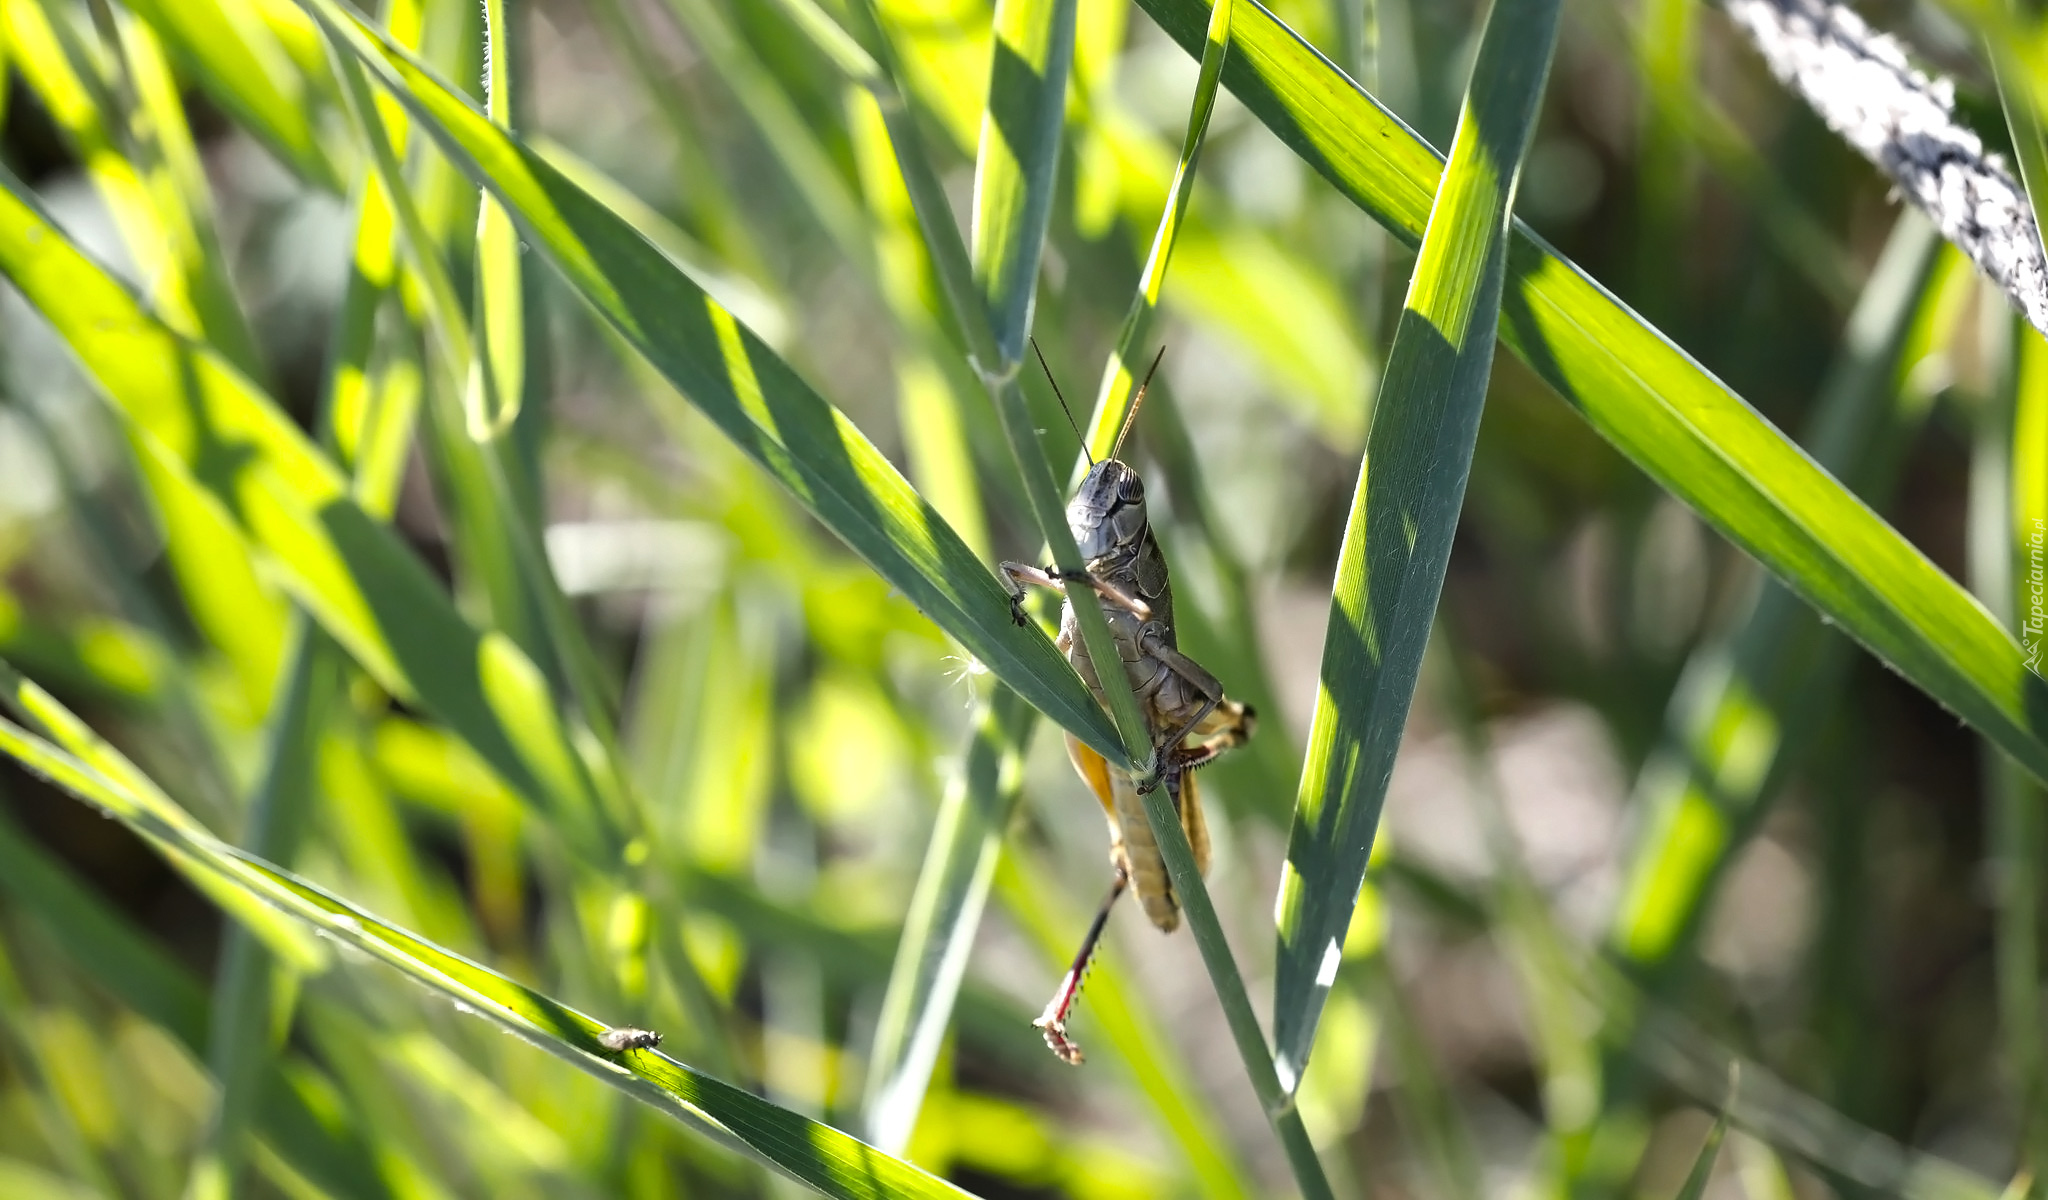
left=1722, top=0, right=2048, bottom=339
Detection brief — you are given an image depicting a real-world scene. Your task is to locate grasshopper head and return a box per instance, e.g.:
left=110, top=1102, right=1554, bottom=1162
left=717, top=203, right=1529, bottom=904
left=1068, top=459, right=1148, bottom=564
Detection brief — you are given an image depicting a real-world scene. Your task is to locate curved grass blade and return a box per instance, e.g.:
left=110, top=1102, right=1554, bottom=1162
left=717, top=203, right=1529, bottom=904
left=285, top=0, right=1127, bottom=770
left=0, top=713, right=978, bottom=1200
left=1272, top=0, right=1561, bottom=1099
left=0, top=163, right=623, bottom=861
left=1133, top=0, right=2048, bottom=788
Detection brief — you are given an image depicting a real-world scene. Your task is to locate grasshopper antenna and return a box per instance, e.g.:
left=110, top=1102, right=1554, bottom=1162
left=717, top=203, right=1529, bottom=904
left=1031, top=337, right=1091, bottom=466
left=1111, top=345, right=1167, bottom=462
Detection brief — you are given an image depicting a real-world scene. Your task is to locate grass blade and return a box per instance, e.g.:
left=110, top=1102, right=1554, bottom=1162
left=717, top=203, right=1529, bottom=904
left=1272, top=0, right=1561, bottom=1096
left=1673, top=1107, right=1730, bottom=1200
left=1134, top=0, right=2048, bottom=790
left=861, top=688, right=1030, bottom=1153
left=0, top=164, right=626, bottom=861
left=0, top=698, right=979, bottom=1199
left=285, top=0, right=1129, bottom=770
left=116, top=0, right=338, bottom=189
left=1610, top=214, right=1952, bottom=969
left=1080, top=0, right=1232, bottom=463
left=971, top=0, right=1074, bottom=369
left=466, top=0, right=523, bottom=440
left=0, top=808, right=393, bottom=1200
left=962, top=0, right=1155, bottom=768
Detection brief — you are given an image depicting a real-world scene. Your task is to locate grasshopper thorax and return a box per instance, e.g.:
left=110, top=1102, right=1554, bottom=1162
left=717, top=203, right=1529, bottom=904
left=1068, top=459, right=1148, bottom=565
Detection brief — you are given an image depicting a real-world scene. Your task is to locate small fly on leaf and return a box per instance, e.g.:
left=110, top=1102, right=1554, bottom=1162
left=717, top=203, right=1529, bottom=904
left=1000, top=344, right=1255, bottom=1064
left=597, top=1026, right=663, bottom=1054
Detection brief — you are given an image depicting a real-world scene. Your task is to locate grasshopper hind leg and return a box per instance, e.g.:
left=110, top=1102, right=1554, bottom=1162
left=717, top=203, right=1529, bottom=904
left=1034, top=866, right=1129, bottom=1064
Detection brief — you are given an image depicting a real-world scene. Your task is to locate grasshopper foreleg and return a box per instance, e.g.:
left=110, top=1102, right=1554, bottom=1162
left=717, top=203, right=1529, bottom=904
left=1034, top=865, right=1129, bottom=1064
left=999, top=561, right=1153, bottom=625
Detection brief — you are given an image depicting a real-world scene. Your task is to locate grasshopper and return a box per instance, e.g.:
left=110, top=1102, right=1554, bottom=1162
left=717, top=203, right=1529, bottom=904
left=1000, top=344, right=1255, bottom=1064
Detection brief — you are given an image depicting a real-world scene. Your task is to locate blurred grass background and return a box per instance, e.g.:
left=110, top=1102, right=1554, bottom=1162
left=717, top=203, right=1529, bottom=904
left=0, top=0, right=2043, bottom=1195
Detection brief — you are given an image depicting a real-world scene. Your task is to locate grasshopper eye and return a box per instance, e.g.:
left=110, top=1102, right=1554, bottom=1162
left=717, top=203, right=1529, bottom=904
left=1118, top=475, right=1144, bottom=504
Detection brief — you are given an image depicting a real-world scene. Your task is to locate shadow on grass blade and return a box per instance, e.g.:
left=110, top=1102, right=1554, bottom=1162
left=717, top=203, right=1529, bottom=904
left=1272, top=0, right=1562, bottom=1097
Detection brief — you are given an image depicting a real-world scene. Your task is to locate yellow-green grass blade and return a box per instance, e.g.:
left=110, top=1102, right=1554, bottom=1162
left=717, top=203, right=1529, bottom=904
left=0, top=589, right=164, bottom=706
left=971, top=0, right=1071, bottom=370
left=1610, top=217, right=1954, bottom=969
left=0, top=0, right=265, bottom=382
left=466, top=0, right=522, bottom=440
left=117, top=0, right=338, bottom=189
left=840, top=0, right=999, bottom=377
left=845, top=91, right=989, bottom=554
left=861, top=688, right=1029, bottom=1154
left=1135, top=0, right=2048, bottom=787
left=6, top=0, right=292, bottom=720
left=0, top=807, right=395, bottom=1200
left=0, top=659, right=324, bottom=973
left=532, top=134, right=789, bottom=351
left=0, top=709, right=980, bottom=1200
left=1080, top=0, right=1232, bottom=466
left=292, top=0, right=1126, bottom=767
left=0, top=165, right=622, bottom=861
left=1273, top=0, right=1561, bottom=1099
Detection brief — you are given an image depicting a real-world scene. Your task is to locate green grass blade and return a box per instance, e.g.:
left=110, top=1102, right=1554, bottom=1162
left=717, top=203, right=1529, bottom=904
left=1610, top=215, right=1951, bottom=968
left=189, top=624, right=340, bottom=1200
left=651, top=0, right=876, bottom=277
left=466, top=0, right=523, bottom=439
left=842, top=0, right=998, bottom=373
left=860, top=688, right=1029, bottom=1154
left=1977, top=313, right=2048, bottom=1194
left=0, top=809, right=393, bottom=1200
left=288, top=0, right=1125, bottom=767
left=0, top=705, right=980, bottom=1199
left=0, top=163, right=622, bottom=860
left=971, top=0, right=1073, bottom=369
left=1080, top=0, right=1231, bottom=463
left=0, top=660, right=325, bottom=972
left=966, top=0, right=1154, bottom=769
left=1134, top=0, right=2048, bottom=788
left=1272, top=0, right=1561, bottom=1097
left=116, top=0, right=338, bottom=189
